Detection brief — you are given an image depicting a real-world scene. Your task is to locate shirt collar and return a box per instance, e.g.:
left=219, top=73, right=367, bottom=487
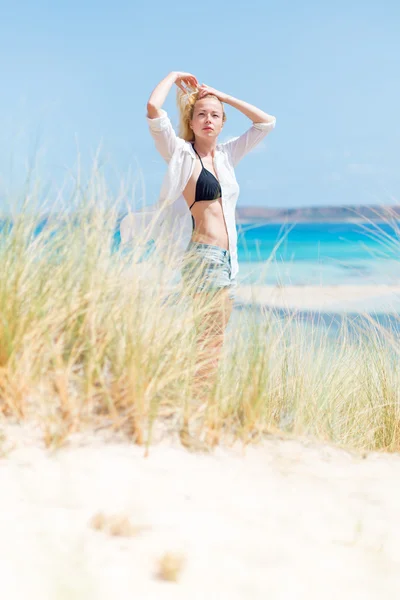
left=183, top=140, right=223, bottom=157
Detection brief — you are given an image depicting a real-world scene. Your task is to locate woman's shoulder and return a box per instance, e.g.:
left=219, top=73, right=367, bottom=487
left=174, top=138, right=194, bottom=154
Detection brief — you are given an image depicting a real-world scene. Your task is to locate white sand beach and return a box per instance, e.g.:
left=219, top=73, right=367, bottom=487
left=1, top=423, right=400, bottom=599
left=235, top=284, right=400, bottom=313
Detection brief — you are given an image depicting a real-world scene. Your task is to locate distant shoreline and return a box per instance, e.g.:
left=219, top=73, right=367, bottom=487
left=236, top=204, right=400, bottom=225
left=1, top=203, right=399, bottom=226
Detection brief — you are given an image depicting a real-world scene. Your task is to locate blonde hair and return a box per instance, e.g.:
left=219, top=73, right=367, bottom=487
left=176, top=85, right=227, bottom=142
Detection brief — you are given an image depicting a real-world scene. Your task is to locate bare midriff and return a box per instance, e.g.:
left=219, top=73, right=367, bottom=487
left=189, top=197, right=229, bottom=251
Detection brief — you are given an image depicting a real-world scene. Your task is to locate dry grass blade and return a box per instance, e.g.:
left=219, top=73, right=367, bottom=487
left=0, top=161, right=400, bottom=455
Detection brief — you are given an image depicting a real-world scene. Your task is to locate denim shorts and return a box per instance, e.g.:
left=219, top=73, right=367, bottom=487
left=181, top=241, right=238, bottom=301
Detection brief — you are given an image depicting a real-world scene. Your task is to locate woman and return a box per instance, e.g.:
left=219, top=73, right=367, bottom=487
left=121, top=71, right=276, bottom=397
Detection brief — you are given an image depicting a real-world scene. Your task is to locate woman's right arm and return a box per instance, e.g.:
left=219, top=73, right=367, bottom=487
left=146, top=71, right=198, bottom=162
left=147, top=71, right=198, bottom=118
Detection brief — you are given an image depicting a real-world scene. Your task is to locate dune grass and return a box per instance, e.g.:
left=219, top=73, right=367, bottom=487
left=1, top=165, right=400, bottom=453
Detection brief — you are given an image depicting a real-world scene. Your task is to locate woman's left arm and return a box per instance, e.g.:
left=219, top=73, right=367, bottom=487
left=197, top=84, right=275, bottom=124
left=224, top=95, right=275, bottom=123
left=197, top=84, right=276, bottom=166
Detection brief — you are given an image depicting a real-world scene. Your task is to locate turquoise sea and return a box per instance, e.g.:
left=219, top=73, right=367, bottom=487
left=234, top=221, right=400, bottom=286
left=230, top=221, right=400, bottom=341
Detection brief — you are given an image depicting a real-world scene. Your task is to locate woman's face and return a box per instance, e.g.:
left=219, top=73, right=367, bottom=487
left=190, top=96, right=224, bottom=140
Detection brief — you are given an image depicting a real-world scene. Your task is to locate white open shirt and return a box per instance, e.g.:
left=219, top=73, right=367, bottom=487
left=120, top=109, right=276, bottom=280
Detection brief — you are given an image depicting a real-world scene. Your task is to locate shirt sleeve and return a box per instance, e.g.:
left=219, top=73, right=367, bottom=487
left=147, top=109, right=178, bottom=163
left=220, top=117, right=276, bottom=167
left=120, top=207, right=160, bottom=245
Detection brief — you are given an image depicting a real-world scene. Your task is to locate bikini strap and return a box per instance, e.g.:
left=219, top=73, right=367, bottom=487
left=192, top=145, right=204, bottom=168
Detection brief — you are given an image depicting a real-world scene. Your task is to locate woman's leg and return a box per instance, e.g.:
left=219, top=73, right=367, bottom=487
left=191, top=287, right=234, bottom=399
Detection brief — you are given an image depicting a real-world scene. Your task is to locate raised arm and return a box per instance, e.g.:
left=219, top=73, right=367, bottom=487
left=147, top=71, right=198, bottom=118
left=146, top=71, right=199, bottom=162
left=197, top=83, right=276, bottom=166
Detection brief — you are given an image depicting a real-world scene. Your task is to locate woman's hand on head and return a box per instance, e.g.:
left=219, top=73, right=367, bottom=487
left=197, top=83, right=229, bottom=103
left=173, top=72, right=199, bottom=93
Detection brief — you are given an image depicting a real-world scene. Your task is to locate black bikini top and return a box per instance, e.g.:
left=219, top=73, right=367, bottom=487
left=189, top=144, right=222, bottom=210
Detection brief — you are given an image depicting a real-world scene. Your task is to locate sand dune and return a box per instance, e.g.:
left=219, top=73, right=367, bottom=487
left=1, top=423, right=400, bottom=599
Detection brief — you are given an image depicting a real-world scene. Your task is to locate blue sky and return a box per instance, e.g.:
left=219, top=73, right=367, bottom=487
left=0, top=0, right=399, bottom=211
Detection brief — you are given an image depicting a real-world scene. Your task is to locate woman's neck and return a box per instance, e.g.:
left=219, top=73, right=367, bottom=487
left=192, top=138, right=217, bottom=158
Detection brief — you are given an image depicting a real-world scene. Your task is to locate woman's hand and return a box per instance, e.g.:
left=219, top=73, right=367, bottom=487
left=196, top=83, right=229, bottom=103
left=173, top=72, right=199, bottom=93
